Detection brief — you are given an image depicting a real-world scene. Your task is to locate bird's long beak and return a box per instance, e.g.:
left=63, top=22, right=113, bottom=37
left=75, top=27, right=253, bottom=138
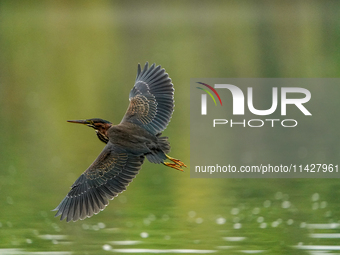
left=67, top=119, right=90, bottom=125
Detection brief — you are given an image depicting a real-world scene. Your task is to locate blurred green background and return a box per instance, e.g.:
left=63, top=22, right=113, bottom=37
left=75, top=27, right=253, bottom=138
left=1, top=1, right=340, bottom=254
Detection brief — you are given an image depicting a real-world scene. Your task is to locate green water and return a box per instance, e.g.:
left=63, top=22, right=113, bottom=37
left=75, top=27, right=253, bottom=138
left=1, top=1, right=340, bottom=254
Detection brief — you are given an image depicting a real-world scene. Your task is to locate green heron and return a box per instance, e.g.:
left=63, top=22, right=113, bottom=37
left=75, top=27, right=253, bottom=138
left=53, top=63, right=186, bottom=222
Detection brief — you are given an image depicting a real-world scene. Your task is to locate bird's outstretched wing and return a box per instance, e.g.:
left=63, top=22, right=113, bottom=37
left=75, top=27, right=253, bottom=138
left=120, top=62, right=174, bottom=135
left=53, top=143, right=144, bottom=222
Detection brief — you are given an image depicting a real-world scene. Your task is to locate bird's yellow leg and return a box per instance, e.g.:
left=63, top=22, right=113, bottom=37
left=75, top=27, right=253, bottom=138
left=163, top=155, right=186, bottom=171
left=165, top=155, right=187, bottom=168
left=163, top=162, right=185, bottom=172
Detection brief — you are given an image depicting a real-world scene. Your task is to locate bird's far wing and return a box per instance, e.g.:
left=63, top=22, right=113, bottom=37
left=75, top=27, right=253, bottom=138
left=120, top=62, right=174, bottom=135
left=53, top=143, right=144, bottom=222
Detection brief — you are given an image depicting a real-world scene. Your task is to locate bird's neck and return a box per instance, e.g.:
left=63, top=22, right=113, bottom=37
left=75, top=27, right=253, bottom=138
left=96, top=130, right=109, bottom=144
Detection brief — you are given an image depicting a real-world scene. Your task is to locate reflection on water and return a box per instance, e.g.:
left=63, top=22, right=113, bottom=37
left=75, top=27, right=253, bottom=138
left=103, top=248, right=217, bottom=253
left=0, top=249, right=72, bottom=255
left=294, top=245, right=340, bottom=251
left=2, top=191, right=340, bottom=254
left=108, top=240, right=142, bottom=245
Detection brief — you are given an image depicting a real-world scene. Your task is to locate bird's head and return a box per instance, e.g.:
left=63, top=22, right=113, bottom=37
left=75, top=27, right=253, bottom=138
left=67, top=118, right=112, bottom=144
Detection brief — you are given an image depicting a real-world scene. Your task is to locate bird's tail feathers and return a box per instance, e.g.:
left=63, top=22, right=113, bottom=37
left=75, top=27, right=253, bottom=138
left=157, top=135, right=170, bottom=154
left=146, top=152, right=166, bottom=164
left=145, top=135, right=170, bottom=164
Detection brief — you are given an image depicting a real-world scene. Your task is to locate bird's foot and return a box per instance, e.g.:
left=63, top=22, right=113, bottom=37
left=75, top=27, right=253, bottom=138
left=163, top=162, right=185, bottom=172
left=164, top=155, right=187, bottom=171
left=166, top=155, right=187, bottom=167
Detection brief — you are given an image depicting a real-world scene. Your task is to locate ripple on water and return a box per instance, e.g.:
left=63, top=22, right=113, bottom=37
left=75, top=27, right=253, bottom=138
left=271, top=221, right=279, bottom=228
left=294, top=244, right=340, bottom=251
left=252, top=207, right=260, bottom=214
left=320, top=201, right=327, bottom=208
left=231, top=208, right=240, bottom=215
left=140, top=232, right=149, bottom=238
left=306, top=223, right=340, bottom=229
left=38, top=234, right=68, bottom=240
left=281, top=201, right=291, bottom=209
left=216, top=217, right=226, bottom=225
left=0, top=249, right=72, bottom=255
left=257, top=217, right=264, bottom=223
left=239, top=250, right=265, bottom=254
left=233, top=223, right=242, bottom=229
left=103, top=244, right=112, bottom=251
left=109, top=240, right=142, bottom=245
left=310, top=233, right=340, bottom=238
left=259, top=222, right=267, bottom=229
left=108, top=248, right=217, bottom=253
left=287, top=219, right=294, bottom=225
left=312, top=193, right=320, bottom=201
left=222, top=237, right=246, bottom=242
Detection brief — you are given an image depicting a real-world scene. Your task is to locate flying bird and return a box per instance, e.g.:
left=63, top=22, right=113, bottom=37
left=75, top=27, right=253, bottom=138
left=53, top=62, right=186, bottom=222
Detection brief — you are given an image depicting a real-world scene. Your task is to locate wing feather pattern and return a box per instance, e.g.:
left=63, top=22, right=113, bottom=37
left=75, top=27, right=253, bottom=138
left=53, top=143, right=144, bottom=222
left=121, top=62, right=174, bottom=135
